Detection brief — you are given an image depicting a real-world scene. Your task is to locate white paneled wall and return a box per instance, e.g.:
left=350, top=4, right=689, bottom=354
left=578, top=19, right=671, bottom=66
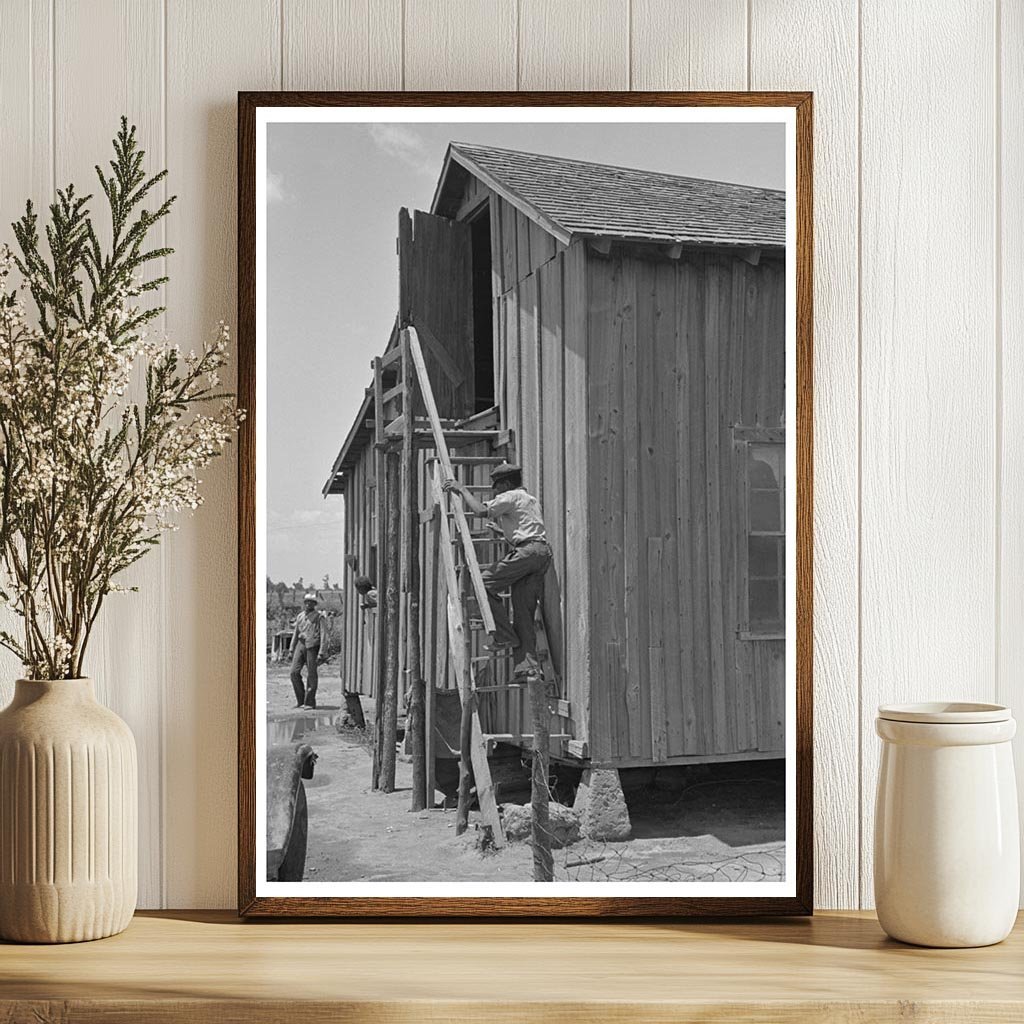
left=0, top=0, right=1017, bottom=910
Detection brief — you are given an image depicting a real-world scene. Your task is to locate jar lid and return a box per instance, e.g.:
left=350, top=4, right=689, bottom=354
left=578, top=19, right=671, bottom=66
left=877, top=701, right=1011, bottom=724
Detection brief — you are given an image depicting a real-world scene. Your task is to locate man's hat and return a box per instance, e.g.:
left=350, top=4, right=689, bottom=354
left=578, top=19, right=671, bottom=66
left=303, top=592, right=318, bottom=603
left=490, top=463, right=521, bottom=482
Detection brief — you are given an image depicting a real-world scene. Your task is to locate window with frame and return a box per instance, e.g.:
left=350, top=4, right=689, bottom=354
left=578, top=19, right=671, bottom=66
left=742, top=438, right=785, bottom=637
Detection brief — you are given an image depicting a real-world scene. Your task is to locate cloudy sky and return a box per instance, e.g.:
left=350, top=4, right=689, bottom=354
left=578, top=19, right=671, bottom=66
left=266, top=118, right=785, bottom=586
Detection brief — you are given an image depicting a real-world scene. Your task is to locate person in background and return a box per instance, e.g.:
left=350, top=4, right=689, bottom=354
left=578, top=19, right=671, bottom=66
left=443, top=464, right=552, bottom=677
left=354, top=574, right=378, bottom=609
left=289, top=592, right=329, bottom=710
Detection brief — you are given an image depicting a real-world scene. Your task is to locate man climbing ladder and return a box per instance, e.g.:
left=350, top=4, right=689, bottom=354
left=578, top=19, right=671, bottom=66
left=443, top=464, right=552, bottom=679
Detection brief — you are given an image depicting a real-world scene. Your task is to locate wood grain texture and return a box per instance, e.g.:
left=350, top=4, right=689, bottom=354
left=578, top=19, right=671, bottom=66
left=630, top=0, right=747, bottom=90
left=0, top=1, right=52, bottom=695
left=858, top=1, right=997, bottom=909
left=164, top=0, right=280, bottom=908
left=1000, top=0, right=1024, bottom=901
left=403, top=1, right=516, bottom=90
left=51, top=0, right=166, bottom=910
left=237, top=90, right=811, bottom=918
left=0, top=0, right=1016, bottom=914
left=519, top=0, right=629, bottom=90
left=750, top=0, right=860, bottom=910
left=283, top=0, right=402, bottom=90
left=3, top=910, right=1024, bottom=1022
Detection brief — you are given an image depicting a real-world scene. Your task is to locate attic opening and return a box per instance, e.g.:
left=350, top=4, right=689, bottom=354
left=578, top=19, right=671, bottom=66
left=468, top=202, right=494, bottom=413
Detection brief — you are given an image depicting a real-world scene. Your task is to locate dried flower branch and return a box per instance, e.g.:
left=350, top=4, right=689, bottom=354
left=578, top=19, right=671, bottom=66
left=0, top=117, right=242, bottom=679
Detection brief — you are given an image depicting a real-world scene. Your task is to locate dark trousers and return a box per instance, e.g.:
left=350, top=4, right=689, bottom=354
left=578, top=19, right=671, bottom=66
left=480, top=540, right=552, bottom=666
left=290, top=641, right=319, bottom=707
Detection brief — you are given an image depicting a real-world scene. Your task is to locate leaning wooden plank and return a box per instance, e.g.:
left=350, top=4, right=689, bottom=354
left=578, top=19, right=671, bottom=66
left=416, top=319, right=467, bottom=387
left=446, top=596, right=505, bottom=848
left=409, top=326, right=496, bottom=634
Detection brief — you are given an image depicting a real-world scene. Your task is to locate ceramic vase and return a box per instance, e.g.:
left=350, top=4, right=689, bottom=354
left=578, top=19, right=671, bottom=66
left=0, top=678, right=137, bottom=943
left=874, top=702, right=1019, bottom=948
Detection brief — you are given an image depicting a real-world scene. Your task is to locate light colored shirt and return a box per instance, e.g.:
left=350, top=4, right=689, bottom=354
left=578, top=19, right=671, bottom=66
left=292, top=609, right=327, bottom=649
left=484, top=487, right=547, bottom=545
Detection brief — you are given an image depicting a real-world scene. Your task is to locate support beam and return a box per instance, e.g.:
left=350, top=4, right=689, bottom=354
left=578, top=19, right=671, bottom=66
left=379, top=446, right=400, bottom=793
left=403, top=329, right=427, bottom=812
left=371, top=357, right=386, bottom=790
left=529, top=672, right=554, bottom=882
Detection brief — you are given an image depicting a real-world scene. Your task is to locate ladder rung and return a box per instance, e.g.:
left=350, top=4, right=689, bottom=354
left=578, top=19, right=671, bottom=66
left=381, top=382, right=405, bottom=404
left=380, top=346, right=403, bottom=369
left=437, top=429, right=502, bottom=440
left=473, top=683, right=526, bottom=692
left=426, top=456, right=508, bottom=465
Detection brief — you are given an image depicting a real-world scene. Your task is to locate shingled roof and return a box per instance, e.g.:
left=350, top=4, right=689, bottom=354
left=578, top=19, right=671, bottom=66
left=433, top=142, right=785, bottom=250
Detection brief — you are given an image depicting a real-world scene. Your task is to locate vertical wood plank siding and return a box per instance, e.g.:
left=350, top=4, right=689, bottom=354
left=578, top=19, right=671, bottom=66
left=335, top=185, right=785, bottom=769
left=587, top=249, right=786, bottom=763
left=7, top=0, right=1006, bottom=913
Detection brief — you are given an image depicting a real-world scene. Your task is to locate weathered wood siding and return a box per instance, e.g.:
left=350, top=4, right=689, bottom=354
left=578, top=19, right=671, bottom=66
left=341, top=192, right=785, bottom=767
left=586, top=247, right=786, bottom=764
left=341, top=440, right=380, bottom=699
left=487, top=194, right=589, bottom=744
left=399, top=209, right=476, bottom=419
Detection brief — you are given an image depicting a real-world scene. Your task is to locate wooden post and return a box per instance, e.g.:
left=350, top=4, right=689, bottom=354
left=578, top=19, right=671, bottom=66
left=402, top=329, right=427, bottom=812
left=371, top=358, right=386, bottom=790
left=456, top=684, right=474, bottom=835
left=379, top=444, right=401, bottom=793
left=529, top=670, right=554, bottom=882
left=425, top=502, right=440, bottom=806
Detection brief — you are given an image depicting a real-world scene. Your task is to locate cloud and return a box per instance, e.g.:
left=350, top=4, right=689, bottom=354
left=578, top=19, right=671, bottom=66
left=268, top=508, right=343, bottom=532
left=266, top=170, right=290, bottom=204
left=366, top=123, right=436, bottom=178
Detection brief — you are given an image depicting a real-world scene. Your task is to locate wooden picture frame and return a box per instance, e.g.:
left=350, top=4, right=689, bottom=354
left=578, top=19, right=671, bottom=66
left=238, top=91, right=813, bottom=917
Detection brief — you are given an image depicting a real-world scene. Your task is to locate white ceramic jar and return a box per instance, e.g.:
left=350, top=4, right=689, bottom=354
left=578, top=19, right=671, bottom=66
left=874, top=702, right=1019, bottom=947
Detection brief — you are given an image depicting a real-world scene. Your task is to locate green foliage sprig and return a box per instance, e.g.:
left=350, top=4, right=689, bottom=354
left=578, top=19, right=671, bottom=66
left=0, top=118, right=241, bottom=679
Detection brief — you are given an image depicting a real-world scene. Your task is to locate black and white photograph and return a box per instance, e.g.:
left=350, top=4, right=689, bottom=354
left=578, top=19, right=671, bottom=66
left=248, top=101, right=804, bottom=907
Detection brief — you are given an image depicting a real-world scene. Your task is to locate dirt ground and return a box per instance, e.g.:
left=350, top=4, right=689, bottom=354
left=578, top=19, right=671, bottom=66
left=267, top=662, right=786, bottom=884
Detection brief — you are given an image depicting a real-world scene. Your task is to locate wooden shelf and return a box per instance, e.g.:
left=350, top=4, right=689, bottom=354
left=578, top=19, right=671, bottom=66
left=2, top=910, right=1022, bottom=1022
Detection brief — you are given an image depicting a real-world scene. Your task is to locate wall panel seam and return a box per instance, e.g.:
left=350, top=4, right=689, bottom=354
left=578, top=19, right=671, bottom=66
left=855, top=0, right=864, bottom=910
left=994, top=0, right=1003, bottom=707
left=160, top=0, right=169, bottom=909
left=49, top=0, right=55, bottom=196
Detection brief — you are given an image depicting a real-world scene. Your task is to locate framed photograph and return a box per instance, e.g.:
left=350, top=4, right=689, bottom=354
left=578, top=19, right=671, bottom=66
left=238, top=91, right=812, bottom=916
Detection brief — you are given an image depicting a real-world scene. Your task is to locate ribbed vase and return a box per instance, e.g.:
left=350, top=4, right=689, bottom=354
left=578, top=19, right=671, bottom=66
left=0, top=678, right=137, bottom=943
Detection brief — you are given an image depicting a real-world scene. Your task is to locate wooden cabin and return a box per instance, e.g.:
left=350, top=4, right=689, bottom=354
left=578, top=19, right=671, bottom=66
left=324, top=142, right=786, bottom=774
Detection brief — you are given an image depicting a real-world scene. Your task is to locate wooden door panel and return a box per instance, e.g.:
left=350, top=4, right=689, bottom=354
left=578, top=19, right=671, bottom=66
left=398, top=207, right=474, bottom=419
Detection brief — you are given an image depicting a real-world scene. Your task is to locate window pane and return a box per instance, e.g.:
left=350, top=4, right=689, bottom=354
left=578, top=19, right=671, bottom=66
left=750, top=489, right=781, bottom=532
left=749, top=535, right=780, bottom=578
left=749, top=579, right=781, bottom=627
left=748, top=446, right=782, bottom=488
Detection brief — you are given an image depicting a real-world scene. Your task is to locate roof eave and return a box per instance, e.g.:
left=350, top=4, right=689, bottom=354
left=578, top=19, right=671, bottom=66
left=322, top=386, right=375, bottom=496
left=446, top=145, right=573, bottom=246
left=573, top=228, right=786, bottom=250
left=428, top=144, right=458, bottom=216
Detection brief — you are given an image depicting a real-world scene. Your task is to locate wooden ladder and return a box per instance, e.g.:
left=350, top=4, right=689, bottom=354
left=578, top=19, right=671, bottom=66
left=402, top=326, right=512, bottom=846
